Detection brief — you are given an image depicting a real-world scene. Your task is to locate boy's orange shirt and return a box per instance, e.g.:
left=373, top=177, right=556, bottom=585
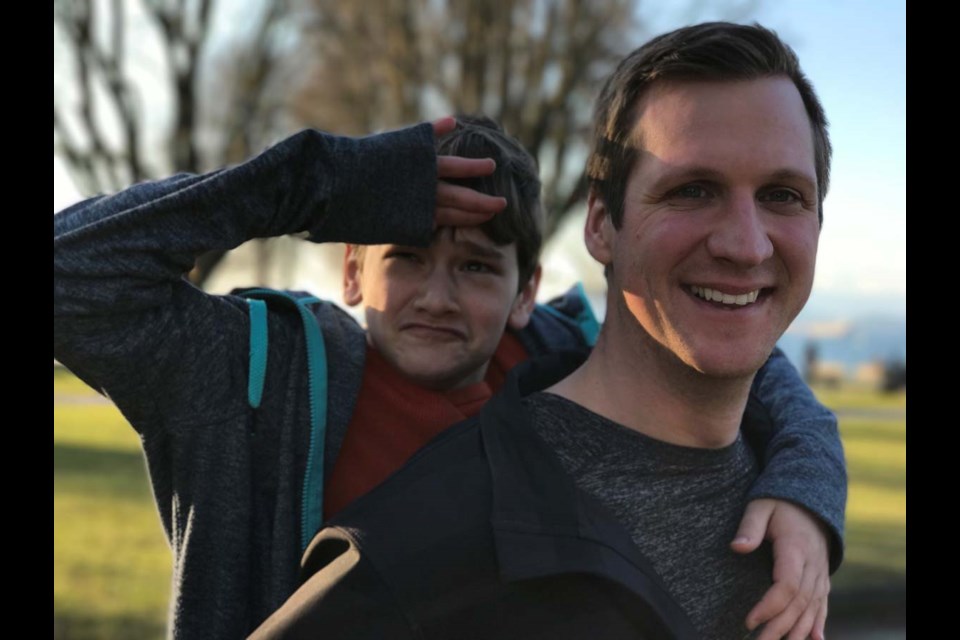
left=323, top=331, right=529, bottom=520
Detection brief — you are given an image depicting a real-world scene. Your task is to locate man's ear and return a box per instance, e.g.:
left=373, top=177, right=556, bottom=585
left=507, top=264, right=542, bottom=330
left=584, top=188, right=615, bottom=266
left=342, top=245, right=364, bottom=307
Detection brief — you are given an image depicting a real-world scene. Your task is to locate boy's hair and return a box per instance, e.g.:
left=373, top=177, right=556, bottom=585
left=586, top=22, right=831, bottom=227
left=352, top=116, right=544, bottom=290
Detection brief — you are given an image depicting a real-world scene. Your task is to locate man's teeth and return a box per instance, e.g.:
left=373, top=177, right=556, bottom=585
left=690, top=286, right=760, bottom=306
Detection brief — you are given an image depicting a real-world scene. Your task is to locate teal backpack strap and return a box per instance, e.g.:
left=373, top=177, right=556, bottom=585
left=538, top=282, right=601, bottom=347
left=246, top=299, right=269, bottom=409
left=239, top=288, right=329, bottom=552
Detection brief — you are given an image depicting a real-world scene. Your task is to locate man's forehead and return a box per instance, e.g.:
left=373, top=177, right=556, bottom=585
left=630, top=76, right=817, bottom=178
left=637, top=76, right=802, bottom=125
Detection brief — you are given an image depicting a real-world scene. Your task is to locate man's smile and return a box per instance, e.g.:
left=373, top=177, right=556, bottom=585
left=687, top=285, right=767, bottom=307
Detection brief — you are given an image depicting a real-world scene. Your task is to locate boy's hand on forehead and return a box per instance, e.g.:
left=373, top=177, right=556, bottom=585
left=432, top=117, right=508, bottom=228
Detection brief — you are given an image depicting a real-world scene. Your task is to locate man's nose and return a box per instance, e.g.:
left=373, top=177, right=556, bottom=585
left=705, top=194, right=774, bottom=267
left=413, top=267, right=460, bottom=315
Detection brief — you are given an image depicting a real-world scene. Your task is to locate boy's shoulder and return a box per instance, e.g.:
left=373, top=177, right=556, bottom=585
left=513, top=283, right=600, bottom=356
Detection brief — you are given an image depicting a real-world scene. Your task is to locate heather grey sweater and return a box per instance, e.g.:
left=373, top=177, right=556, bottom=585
left=53, top=122, right=846, bottom=639
left=54, top=124, right=441, bottom=638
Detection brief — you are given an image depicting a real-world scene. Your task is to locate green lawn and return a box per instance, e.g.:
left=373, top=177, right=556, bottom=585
left=54, top=369, right=171, bottom=640
left=53, top=370, right=906, bottom=638
left=816, top=385, right=907, bottom=593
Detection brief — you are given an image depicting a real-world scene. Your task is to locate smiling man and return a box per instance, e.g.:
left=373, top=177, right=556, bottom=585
left=252, top=23, right=844, bottom=640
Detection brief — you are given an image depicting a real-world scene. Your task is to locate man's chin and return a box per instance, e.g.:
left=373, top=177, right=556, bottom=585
left=675, top=347, right=774, bottom=381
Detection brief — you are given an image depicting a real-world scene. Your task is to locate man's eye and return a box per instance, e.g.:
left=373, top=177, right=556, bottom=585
left=670, top=184, right=710, bottom=199
left=760, top=189, right=802, bottom=203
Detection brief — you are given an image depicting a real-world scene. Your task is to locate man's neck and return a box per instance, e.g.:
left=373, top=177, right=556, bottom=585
left=547, top=326, right=755, bottom=449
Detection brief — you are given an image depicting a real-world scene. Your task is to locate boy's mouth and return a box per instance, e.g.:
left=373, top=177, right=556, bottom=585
left=401, top=323, right=467, bottom=340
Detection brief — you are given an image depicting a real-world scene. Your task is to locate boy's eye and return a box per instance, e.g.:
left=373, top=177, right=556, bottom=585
left=461, top=261, right=494, bottom=274
left=386, top=251, right=422, bottom=263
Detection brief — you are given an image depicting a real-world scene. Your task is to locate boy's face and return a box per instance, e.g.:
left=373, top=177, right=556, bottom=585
left=343, top=228, right=539, bottom=391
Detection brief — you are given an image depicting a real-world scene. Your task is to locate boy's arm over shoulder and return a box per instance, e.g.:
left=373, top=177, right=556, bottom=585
left=743, top=347, right=847, bottom=569
left=54, top=124, right=438, bottom=433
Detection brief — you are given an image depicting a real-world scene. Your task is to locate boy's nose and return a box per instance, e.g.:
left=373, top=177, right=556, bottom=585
left=413, top=269, right=460, bottom=315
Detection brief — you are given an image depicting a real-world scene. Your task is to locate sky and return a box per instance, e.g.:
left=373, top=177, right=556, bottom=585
left=673, top=0, right=905, bottom=318
left=54, top=0, right=906, bottom=321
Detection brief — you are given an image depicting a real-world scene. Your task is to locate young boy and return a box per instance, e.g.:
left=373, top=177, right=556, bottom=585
left=54, top=116, right=844, bottom=639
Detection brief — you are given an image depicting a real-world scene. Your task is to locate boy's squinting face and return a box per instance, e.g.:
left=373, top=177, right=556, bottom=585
left=343, top=228, right=538, bottom=391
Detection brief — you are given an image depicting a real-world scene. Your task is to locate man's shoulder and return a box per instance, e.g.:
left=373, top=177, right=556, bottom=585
left=331, top=415, right=490, bottom=538
left=316, top=416, right=497, bottom=600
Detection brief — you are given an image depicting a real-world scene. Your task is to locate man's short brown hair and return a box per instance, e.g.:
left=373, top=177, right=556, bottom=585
left=586, top=22, right=831, bottom=227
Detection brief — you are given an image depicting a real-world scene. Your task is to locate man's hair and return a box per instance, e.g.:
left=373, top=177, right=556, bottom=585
left=586, top=22, right=831, bottom=227
left=352, top=115, right=543, bottom=290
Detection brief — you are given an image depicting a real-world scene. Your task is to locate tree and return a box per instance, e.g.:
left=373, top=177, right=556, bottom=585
left=54, top=0, right=297, bottom=284
left=55, top=0, right=760, bottom=285
left=294, top=0, right=639, bottom=236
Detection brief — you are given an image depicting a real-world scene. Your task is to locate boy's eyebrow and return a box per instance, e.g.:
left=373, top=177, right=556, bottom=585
left=455, top=238, right=507, bottom=260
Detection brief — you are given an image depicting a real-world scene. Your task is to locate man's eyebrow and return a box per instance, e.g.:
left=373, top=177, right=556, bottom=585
left=647, top=166, right=817, bottom=191
left=647, top=165, right=726, bottom=187
left=766, top=169, right=817, bottom=192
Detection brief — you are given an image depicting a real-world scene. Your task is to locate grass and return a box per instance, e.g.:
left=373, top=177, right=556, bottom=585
left=814, top=384, right=907, bottom=412
left=54, top=372, right=171, bottom=640
left=812, top=385, right=907, bottom=595
left=53, top=370, right=906, bottom=638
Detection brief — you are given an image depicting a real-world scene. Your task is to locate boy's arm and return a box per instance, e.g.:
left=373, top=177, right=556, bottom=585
left=737, top=347, right=847, bottom=640
left=54, top=122, right=456, bottom=431
left=743, top=347, right=846, bottom=566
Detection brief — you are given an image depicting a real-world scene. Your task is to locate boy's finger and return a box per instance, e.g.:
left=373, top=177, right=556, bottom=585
left=436, top=183, right=506, bottom=220
left=438, top=156, right=497, bottom=180
left=753, top=561, right=817, bottom=640
left=434, top=206, right=499, bottom=229
left=785, top=599, right=819, bottom=640
left=812, top=595, right=828, bottom=640
left=431, top=116, right=456, bottom=138
left=747, top=547, right=804, bottom=628
left=731, top=498, right=776, bottom=554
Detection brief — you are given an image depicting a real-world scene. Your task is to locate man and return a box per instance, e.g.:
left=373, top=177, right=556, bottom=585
left=251, top=23, right=844, bottom=640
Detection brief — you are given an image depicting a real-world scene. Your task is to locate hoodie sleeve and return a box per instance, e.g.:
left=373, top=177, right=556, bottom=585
left=743, top=348, right=847, bottom=572
left=54, top=124, right=437, bottom=433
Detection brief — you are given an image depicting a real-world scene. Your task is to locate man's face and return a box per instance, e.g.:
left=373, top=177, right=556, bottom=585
left=586, top=76, right=820, bottom=379
left=343, top=228, right=538, bottom=390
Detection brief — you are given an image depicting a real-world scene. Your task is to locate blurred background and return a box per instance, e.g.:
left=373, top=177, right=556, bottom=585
left=54, top=0, right=906, bottom=637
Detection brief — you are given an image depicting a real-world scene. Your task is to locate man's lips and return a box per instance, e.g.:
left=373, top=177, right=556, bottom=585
left=688, top=285, right=769, bottom=307
left=400, top=323, right=467, bottom=340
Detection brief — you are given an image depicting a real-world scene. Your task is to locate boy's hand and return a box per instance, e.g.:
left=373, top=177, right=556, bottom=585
left=432, top=117, right=508, bottom=227
left=732, top=499, right=831, bottom=640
